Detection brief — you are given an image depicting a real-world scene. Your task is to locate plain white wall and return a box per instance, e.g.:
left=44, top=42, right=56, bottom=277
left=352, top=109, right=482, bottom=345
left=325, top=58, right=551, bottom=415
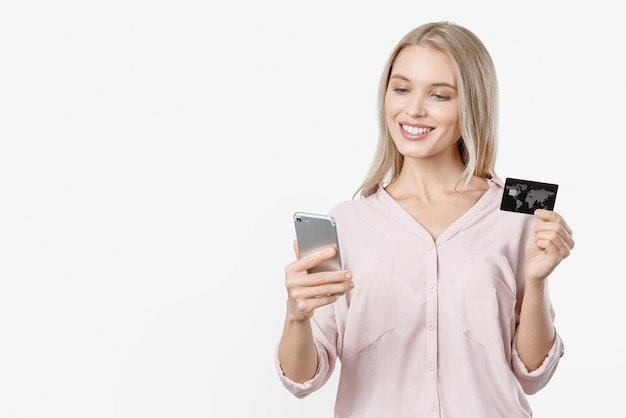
left=0, top=1, right=622, bottom=417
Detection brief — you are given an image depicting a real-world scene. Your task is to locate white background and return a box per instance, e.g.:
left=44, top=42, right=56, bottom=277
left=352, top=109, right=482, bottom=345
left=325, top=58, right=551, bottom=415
left=0, top=1, right=622, bottom=417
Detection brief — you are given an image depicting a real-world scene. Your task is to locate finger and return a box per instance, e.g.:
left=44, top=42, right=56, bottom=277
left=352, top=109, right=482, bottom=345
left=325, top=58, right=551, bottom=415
left=290, top=273, right=353, bottom=298
left=289, top=268, right=351, bottom=289
left=534, top=209, right=573, bottom=236
left=293, top=239, right=300, bottom=259
left=534, top=230, right=573, bottom=257
left=297, top=247, right=337, bottom=272
left=533, top=221, right=575, bottom=249
left=289, top=293, right=342, bottom=318
left=286, top=244, right=333, bottom=277
left=286, top=266, right=353, bottom=292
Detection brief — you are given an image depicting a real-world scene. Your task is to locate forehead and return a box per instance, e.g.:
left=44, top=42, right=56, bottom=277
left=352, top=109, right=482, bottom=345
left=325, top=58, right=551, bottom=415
left=391, top=45, right=457, bottom=85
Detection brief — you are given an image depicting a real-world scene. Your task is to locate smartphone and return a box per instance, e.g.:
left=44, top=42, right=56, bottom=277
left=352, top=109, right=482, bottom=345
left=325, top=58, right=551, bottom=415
left=293, top=212, right=343, bottom=274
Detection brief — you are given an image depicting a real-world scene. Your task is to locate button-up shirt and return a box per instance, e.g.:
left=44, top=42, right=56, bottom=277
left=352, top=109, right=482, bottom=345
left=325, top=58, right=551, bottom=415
left=276, top=177, right=564, bottom=417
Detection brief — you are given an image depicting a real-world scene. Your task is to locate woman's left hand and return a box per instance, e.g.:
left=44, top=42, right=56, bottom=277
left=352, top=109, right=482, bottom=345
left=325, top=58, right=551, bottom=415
left=525, top=209, right=575, bottom=283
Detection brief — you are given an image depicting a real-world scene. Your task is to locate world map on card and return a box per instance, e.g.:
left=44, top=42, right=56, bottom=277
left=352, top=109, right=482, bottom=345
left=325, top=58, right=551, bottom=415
left=500, top=178, right=558, bottom=214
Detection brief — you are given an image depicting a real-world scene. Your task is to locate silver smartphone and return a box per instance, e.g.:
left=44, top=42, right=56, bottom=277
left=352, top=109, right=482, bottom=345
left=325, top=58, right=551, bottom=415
left=293, top=212, right=343, bottom=274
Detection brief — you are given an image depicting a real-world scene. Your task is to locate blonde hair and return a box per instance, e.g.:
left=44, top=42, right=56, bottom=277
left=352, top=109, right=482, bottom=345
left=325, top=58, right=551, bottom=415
left=355, top=21, right=499, bottom=198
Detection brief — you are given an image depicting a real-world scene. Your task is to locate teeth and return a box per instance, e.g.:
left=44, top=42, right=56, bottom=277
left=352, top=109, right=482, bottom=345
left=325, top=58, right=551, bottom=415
left=402, top=124, right=432, bottom=135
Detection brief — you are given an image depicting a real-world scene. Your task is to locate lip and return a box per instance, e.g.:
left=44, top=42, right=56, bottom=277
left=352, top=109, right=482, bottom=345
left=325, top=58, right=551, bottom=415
left=398, top=122, right=433, bottom=141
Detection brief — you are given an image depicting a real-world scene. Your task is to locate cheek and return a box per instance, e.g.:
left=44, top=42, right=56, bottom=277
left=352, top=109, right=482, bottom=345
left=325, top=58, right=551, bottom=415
left=437, top=106, right=460, bottom=128
left=385, top=111, right=396, bottom=128
left=384, top=96, right=400, bottom=124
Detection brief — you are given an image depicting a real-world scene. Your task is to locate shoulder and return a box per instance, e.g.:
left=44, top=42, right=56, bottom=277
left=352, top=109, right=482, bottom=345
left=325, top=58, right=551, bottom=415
left=329, top=190, right=381, bottom=219
left=325, top=191, right=387, bottom=235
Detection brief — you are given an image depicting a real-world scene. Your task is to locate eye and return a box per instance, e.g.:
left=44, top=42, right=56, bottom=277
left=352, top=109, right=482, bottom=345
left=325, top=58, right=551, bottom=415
left=433, top=94, right=451, bottom=101
left=392, top=87, right=410, bottom=95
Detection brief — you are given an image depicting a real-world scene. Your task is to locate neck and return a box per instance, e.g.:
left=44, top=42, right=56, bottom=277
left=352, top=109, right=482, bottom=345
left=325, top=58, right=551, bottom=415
left=389, top=159, right=467, bottom=199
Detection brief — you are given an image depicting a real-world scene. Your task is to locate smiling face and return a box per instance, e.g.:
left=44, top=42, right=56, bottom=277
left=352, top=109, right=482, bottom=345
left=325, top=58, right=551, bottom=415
left=384, top=44, right=462, bottom=164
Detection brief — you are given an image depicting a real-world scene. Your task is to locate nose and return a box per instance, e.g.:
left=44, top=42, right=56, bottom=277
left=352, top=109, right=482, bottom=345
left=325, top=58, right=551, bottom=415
left=405, top=95, right=427, bottom=118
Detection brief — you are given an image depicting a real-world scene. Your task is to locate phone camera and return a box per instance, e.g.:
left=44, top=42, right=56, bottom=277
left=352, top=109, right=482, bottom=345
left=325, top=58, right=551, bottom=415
left=296, top=217, right=302, bottom=222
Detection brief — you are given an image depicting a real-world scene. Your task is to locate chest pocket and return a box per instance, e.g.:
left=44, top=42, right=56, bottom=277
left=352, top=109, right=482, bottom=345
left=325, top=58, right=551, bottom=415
left=341, top=262, right=395, bottom=359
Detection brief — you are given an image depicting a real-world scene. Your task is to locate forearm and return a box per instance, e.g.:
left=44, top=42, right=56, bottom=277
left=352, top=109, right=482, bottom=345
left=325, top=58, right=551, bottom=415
left=516, top=279, right=556, bottom=371
left=278, top=315, right=319, bottom=383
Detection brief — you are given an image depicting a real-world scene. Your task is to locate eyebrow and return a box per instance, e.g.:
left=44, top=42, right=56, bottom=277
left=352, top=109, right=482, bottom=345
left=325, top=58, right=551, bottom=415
left=389, top=74, right=457, bottom=90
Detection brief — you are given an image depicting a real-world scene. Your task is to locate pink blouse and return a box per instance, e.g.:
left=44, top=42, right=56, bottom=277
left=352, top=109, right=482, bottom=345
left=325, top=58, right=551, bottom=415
left=276, top=177, right=564, bottom=418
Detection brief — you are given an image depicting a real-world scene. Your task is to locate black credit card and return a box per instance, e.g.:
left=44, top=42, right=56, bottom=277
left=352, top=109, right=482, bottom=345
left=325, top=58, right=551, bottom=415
left=500, top=177, right=558, bottom=214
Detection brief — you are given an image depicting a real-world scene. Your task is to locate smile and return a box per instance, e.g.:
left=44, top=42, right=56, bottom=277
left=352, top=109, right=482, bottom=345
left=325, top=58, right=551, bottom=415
left=402, top=124, right=433, bottom=135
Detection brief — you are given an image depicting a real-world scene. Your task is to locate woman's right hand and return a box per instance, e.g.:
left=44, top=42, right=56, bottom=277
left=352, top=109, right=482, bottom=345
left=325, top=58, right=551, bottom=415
left=284, top=240, right=354, bottom=322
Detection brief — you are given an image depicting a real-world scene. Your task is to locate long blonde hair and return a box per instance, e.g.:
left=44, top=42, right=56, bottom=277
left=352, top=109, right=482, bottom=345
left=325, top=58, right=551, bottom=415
left=355, top=21, right=499, bottom=198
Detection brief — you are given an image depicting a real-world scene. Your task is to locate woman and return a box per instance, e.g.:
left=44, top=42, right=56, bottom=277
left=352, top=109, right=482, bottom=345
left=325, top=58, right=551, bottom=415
left=276, top=21, right=574, bottom=417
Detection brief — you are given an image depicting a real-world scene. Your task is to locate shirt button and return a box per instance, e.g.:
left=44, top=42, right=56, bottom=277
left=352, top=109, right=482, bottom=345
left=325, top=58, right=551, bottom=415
left=428, top=362, right=436, bottom=371
left=427, top=282, right=435, bottom=289
left=428, top=244, right=435, bottom=250
left=427, top=322, right=435, bottom=330
left=430, top=403, right=438, bottom=411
